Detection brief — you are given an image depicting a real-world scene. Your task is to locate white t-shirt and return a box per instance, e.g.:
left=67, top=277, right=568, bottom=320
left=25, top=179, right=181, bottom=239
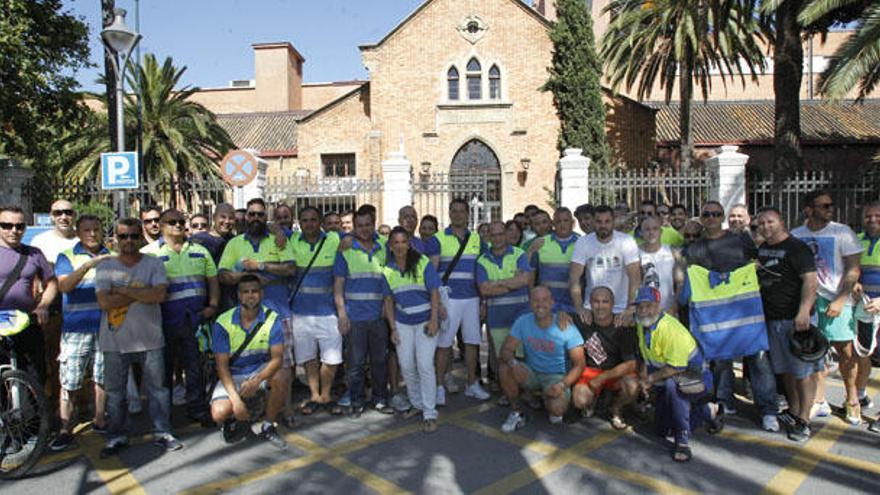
left=571, top=231, right=640, bottom=313
left=639, top=245, right=676, bottom=312
left=30, top=230, right=78, bottom=267
left=791, top=222, right=863, bottom=302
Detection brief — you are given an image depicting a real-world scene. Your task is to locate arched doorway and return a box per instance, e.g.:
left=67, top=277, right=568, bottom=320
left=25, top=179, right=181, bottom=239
left=450, top=139, right=502, bottom=224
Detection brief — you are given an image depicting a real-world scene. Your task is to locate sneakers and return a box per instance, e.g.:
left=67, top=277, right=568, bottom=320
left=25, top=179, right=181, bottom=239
left=373, top=401, right=395, bottom=415
left=260, top=424, right=288, bottom=450
left=221, top=420, right=240, bottom=443
left=172, top=384, right=187, bottom=406
left=762, top=414, right=780, bottom=432
left=777, top=409, right=798, bottom=429
left=787, top=418, right=811, bottom=442
left=859, top=394, right=874, bottom=410
left=154, top=433, right=183, bottom=452
left=721, top=403, right=737, bottom=416
left=99, top=437, right=128, bottom=458
left=444, top=372, right=460, bottom=394
left=49, top=432, right=75, bottom=452
left=436, top=386, right=446, bottom=406
left=548, top=415, right=563, bottom=425
left=868, top=419, right=880, bottom=433
left=845, top=401, right=862, bottom=425
left=337, top=391, right=352, bottom=408
left=501, top=411, right=526, bottom=433
left=390, top=393, right=411, bottom=412
left=464, top=382, right=491, bottom=401
left=811, top=400, right=831, bottom=418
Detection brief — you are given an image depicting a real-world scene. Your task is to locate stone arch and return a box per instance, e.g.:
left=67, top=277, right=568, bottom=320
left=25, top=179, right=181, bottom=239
left=450, top=139, right=502, bottom=223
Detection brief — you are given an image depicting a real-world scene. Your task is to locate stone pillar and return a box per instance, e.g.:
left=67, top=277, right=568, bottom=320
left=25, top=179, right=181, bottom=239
left=0, top=156, right=34, bottom=221
left=381, top=149, right=412, bottom=227
left=557, top=148, right=591, bottom=211
left=706, top=145, right=749, bottom=215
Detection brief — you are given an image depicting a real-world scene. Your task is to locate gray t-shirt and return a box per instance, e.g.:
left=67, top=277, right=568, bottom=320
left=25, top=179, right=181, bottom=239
left=96, top=256, right=167, bottom=353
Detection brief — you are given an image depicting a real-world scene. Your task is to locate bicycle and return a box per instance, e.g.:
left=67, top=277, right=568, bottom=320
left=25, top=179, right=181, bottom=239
left=0, top=331, right=50, bottom=479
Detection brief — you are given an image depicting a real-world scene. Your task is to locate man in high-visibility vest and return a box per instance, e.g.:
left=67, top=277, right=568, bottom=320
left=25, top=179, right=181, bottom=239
left=425, top=199, right=489, bottom=404
left=530, top=207, right=580, bottom=313
left=855, top=201, right=880, bottom=431
left=210, top=275, right=287, bottom=449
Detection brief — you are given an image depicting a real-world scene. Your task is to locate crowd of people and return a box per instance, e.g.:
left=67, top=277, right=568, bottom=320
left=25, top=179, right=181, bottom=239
left=0, top=188, right=878, bottom=464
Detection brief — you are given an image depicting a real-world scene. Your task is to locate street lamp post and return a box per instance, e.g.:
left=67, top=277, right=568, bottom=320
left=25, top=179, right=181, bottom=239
left=101, top=8, right=141, bottom=218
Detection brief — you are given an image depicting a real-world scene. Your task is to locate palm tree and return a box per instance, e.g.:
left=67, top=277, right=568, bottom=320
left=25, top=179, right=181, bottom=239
left=66, top=54, right=234, bottom=193
left=801, top=0, right=880, bottom=99
left=601, top=0, right=766, bottom=168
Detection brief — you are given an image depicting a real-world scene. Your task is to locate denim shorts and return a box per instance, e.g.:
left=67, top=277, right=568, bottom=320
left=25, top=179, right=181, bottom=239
left=766, top=319, right=824, bottom=379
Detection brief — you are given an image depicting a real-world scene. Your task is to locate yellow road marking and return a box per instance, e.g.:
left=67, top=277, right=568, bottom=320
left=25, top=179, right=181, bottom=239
left=181, top=403, right=493, bottom=494
left=79, top=432, right=146, bottom=495
left=569, top=456, right=699, bottom=495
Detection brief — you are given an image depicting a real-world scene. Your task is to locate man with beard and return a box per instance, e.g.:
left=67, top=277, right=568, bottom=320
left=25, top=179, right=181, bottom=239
left=143, top=209, right=220, bottom=427
left=569, top=205, right=641, bottom=327
left=670, top=204, right=689, bottom=234
left=140, top=206, right=162, bottom=245
left=323, top=212, right=342, bottom=233
left=219, top=198, right=297, bottom=427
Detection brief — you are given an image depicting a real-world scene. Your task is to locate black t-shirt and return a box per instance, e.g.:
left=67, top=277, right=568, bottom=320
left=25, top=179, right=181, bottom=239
left=757, top=236, right=816, bottom=320
left=574, top=320, right=637, bottom=370
left=685, top=231, right=757, bottom=272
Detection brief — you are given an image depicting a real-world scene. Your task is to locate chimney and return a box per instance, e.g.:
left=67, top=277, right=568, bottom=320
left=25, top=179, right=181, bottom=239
left=533, top=0, right=557, bottom=22
left=252, top=42, right=304, bottom=112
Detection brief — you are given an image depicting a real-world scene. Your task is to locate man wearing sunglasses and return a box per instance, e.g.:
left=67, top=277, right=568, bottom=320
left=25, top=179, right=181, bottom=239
left=684, top=202, right=778, bottom=431
left=31, top=199, right=79, bottom=411
left=0, top=205, right=58, bottom=389
left=140, top=206, right=162, bottom=245
left=142, top=209, right=220, bottom=427
left=792, top=190, right=864, bottom=424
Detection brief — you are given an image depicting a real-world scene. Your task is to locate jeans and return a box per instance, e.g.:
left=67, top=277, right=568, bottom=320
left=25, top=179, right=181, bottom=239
left=396, top=321, right=438, bottom=420
left=653, top=377, right=711, bottom=445
left=714, top=350, right=778, bottom=416
left=347, top=319, right=389, bottom=407
left=104, top=349, right=171, bottom=442
left=163, top=323, right=208, bottom=418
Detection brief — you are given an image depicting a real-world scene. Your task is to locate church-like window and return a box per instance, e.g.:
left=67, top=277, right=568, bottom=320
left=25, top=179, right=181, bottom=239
left=466, top=58, right=481, bottom=100
left=447, top=66, right=459, bottom=101
left=489, top=65, right=501, bottom=100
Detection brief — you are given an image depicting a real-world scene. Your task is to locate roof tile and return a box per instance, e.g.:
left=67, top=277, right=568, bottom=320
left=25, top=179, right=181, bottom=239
left=215, top=110, right=311, bottom=152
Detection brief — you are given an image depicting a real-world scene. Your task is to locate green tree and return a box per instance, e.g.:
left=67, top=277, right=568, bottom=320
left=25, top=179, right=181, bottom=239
left=0, top=0, right=91, bottom=165
left=800, top=0, right=880, bottom=100
left=601, top=0, right=766, bottom=168
left=542, top=0, right=610, bottom=168
left=66, top=54, right=234, bottom=185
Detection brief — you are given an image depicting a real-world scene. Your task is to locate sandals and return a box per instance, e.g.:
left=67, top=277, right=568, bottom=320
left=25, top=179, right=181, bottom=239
left=423, top=419, right=438, bottom=434
left=300, top=400, right=320, bottom=416
left=327, top=401, right=345, bottom=416
left=401, top=407, right=421, bottom=420
left=672, top=443, right=692, bottom=462
left=610, top=415, right=628, bottom=430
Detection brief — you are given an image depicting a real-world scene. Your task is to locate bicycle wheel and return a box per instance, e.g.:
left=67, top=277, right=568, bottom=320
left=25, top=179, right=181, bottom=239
left=0, top=368, right=50, bottom=479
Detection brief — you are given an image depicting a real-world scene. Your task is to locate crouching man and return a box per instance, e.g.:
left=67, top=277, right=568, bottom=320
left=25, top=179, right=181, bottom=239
left=498, top=286, right=585, bottom=432
left=211, top=275, right=287, bottom=449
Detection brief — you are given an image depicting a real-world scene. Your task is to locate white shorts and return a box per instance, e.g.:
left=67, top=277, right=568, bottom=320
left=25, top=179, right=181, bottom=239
left=292, top=314, right=343, bottom=365
left=439, top=295, right=481, bottom=348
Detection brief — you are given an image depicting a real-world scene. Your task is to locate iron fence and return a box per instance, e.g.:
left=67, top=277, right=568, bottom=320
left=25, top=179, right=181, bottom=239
left=264, top=175, right=384, bottom=219
left=412, top=170, right=501, bottom=228
left=588, top=166, right=714, bottom=215
left=747, top=169, right=880, bottom=229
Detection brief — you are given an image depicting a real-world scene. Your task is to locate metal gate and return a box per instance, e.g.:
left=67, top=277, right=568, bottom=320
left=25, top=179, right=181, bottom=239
left=413, top=170, right=499, bottom=228
left=588, top=166, right=714, bottom=215
left=265, top=175, right=384, bottom=219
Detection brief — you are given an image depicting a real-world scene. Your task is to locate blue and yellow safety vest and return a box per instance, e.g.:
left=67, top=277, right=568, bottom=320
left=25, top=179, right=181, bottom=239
left=383, top=255, right=437, bottom=325
left=859, top=232, right=880, bottom=299
left=434, top=227, right=482, bottom=299
left=684, top=262, right=768, bottom=360
left=534, top=233, right=579, bottom=312
left=215, top=305, right=277, bottom=376
left=143, top=238, right=217, bottom=327
left=339, top=238, right=387, bottom=321
left=57, top=243, right=111, bottom=334
left=477, top=246, right=530, bottom=329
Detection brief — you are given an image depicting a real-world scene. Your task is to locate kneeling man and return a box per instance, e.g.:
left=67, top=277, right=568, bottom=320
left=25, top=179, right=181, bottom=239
left=572, top=287, right=639, bottom=429
left=498, top=286, right=585, bottom=432
left=211, top=275, right=287, bottom=449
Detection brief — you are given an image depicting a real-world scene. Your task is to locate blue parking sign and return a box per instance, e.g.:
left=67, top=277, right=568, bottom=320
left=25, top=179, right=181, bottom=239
left=101, top=152, right=139, bottom=190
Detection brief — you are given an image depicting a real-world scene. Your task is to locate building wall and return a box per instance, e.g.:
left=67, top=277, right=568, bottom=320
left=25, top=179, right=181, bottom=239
left=302, top=82, right=366, bottom=110
left=190, top=88, right=257, bottom=114
left=360, top=0, right=562, bottom=219
left=604, top=93, right=656, bottom=166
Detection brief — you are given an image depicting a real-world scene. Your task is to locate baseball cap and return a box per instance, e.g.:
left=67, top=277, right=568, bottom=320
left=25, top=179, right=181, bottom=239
left=634, top=287, right=661, bottom=304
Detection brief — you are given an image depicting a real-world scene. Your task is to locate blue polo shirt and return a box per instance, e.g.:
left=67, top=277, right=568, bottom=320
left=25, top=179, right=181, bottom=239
left=55, top=242, right=111, bottom=334
left=290, top=231, right=340, bottom=316
left=424, top=227, right=486, bottom=300
left=476, top=246, right=532, bottom=329
left=212, top=306, right=283, bottom=377
left=333, top=237, right=386, bottom=322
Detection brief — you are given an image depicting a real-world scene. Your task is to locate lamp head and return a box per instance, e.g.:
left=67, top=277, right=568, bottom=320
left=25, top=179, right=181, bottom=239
left=101, top=9, right=141, bottom=55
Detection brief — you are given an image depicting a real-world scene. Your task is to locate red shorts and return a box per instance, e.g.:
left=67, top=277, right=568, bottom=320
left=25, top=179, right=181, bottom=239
left=576, top=367, right=634, bottom=393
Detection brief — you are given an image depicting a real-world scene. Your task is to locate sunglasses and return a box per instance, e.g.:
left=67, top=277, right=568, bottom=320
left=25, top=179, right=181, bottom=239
left=247, top=211, right=266, bottom=218
left=191, top=222, right=208, bottom=229
left=0, top=222, right=25, bottom=231
left=701, top=211, right=724, bottom=218
left=143, top=217, right=161, bottom=224
left=117, top=233, right=141, bottom=241
left=164, top=219, right=186, bottom=227
left=51, top=209, right=75, bottom=217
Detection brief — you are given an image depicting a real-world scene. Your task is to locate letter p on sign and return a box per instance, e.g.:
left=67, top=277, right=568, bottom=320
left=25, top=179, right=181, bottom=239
left=101, top=152, right=139, bottom=190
